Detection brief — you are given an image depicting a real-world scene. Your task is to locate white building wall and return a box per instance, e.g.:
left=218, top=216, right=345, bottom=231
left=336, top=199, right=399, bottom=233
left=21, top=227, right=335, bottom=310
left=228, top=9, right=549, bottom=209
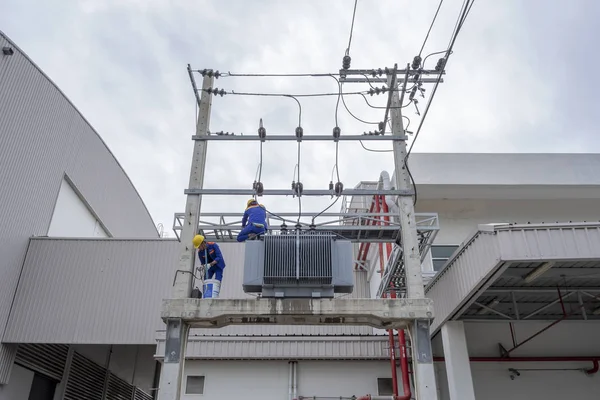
left=0, top=365, right=33, bottom=400
left=47, top=177, right=108, bottom=238
left=182, top=360, right=390, bottom=400
left=435, top=361, right=600, bottom=400
left=431, top=321, right=600, bottom=400
left=417, top=198, right=600, bottom=245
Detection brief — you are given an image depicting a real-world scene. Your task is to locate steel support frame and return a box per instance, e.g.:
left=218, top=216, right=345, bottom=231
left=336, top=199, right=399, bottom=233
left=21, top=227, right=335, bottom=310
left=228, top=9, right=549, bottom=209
left=183, top=188, right=414, bottom=196
left=389, top=67, right=438, bottom=399
left=171, top=211, right=440, bottom=243
left=158, top=70, right=213, bottom=400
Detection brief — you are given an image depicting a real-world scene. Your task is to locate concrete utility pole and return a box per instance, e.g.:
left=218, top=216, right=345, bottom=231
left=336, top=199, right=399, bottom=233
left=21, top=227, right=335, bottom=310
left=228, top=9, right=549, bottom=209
left=389, top=69, right=439, bottom=399
left=157, top=69, right=213, bottom=400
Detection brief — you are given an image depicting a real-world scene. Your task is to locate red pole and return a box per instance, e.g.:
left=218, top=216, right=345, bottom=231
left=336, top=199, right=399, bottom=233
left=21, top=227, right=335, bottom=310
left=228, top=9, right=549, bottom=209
left=355, top=195, right=377, bottom=270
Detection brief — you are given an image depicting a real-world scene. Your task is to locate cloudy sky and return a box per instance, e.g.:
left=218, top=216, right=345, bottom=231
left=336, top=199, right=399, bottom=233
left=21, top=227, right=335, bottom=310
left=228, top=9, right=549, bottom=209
left=2, top=0, right=599, bottom=233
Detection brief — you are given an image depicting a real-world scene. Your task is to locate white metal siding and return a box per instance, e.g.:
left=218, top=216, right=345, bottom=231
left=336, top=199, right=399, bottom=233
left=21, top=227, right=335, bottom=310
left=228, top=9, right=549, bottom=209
left=426, top=223, right=600, bottom=335
left=4, top=239, right=371, bottom=344
left=156, top=337, right=390, bottom=360
left=4, top=238, right=176, bottom=344
left=0, top=31, right=157, bottom=382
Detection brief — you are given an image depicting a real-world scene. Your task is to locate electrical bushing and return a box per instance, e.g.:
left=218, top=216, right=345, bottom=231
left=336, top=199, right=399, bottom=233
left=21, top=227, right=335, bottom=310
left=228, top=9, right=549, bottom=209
left=333, top=126, right=341, bottom=140
left=412, top=55, right=422, bottom=70
left=342, top=55, right=351, bottom=70
left=255, top=182, right=264, bottom=196
left=436, top=57, right=446, bottom=72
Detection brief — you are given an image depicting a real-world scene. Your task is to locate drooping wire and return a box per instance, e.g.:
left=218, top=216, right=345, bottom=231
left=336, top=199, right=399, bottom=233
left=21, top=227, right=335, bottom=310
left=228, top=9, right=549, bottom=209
left=284, top=94, right=302, bottom=126
left=332, top=77, right=342, bottom=184
left=329, top=75, right=379, bottom=125
left=422, top=50, right=452, bottom=69
left=312, top=196, right=341, bottom=225
left=359, top=93, right=413, bottom=110
left=419, top=0, right=445, bottom=57
left=345, top=0, right=359, bottom=56
left=406, top=0, right=475, bottom=160
left=296, top=142, right=302, bottom=224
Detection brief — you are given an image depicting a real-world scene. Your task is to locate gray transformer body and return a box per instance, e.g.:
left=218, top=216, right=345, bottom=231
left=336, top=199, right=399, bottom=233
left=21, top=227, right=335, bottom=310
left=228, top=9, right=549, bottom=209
left=243, top=232, right=354, bottom=298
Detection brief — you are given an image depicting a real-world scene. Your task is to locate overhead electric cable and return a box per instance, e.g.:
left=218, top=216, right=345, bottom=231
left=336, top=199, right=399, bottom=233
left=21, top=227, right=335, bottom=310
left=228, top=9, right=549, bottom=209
left=359, top=93, right=413, bottom=110
left=218, top=71, right=343, bottom=78
left=312, top=197, right=341, bottom=225
left=345, top=0, right=359, bottom=56
left=419, top=0, right=445, bottom=56
left=406, top=0, right=475, bottom=159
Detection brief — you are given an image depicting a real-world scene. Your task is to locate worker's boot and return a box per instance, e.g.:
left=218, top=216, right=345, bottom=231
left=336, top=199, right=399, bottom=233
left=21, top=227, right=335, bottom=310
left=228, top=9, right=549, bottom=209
left=248, top=233, right=257, bottom=240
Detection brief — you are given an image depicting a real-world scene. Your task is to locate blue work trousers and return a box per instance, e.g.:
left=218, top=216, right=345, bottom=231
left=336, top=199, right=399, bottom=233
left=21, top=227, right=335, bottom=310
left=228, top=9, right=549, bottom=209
left=207, top=265, right=224, bottom=281
left=237, top=223, right=266, bottom=242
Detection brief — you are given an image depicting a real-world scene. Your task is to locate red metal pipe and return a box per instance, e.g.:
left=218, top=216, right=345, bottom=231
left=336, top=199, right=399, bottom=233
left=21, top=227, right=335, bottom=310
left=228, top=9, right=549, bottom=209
left=355, top=196, right=377, bottom=270
left=396, top=330, right=411, bottom=400
left=586, top=360, right=599, bottom=375
left=387, top=330, right=399, bottom=398
left=379, top=195, right=411, bottom=400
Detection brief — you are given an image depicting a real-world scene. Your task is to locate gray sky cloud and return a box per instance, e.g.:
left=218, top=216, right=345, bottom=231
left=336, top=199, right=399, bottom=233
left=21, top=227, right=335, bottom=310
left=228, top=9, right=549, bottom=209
left=2, top=0, right=599, bottom=233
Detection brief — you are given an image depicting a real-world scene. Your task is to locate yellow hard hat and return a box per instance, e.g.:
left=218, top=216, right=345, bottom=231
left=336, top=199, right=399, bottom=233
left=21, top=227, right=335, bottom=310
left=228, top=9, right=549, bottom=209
left=247, top=198, right=257, bottom=207
left=192, top=234, right=205, bottom=248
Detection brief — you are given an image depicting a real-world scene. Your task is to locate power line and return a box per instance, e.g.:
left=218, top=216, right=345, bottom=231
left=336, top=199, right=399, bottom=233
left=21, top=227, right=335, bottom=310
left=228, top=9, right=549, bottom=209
left=406, top=0, right=475, bottom=159
left=312, top=196, right=341, bottom=225
left=345, top=0, right=359, bottom=56
left=218, top=71, right=342, bottom=78
left=359, top=93, right=413, bottom=110
left=419, top=0, right=445, bottom=57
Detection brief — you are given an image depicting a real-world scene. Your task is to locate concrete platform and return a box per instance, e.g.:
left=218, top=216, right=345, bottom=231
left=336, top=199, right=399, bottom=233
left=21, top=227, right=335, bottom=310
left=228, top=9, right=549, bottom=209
left=161, top=298, right=434, bottom=329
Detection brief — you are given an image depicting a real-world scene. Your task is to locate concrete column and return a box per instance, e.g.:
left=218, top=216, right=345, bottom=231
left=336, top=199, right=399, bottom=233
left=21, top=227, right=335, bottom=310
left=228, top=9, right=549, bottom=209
left=440, top=321, right=476, bottom=400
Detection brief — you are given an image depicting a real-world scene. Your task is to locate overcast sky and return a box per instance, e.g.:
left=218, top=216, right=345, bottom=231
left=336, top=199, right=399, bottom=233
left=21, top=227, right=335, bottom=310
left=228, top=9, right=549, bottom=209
left=2, top=0, right=599, bottom=233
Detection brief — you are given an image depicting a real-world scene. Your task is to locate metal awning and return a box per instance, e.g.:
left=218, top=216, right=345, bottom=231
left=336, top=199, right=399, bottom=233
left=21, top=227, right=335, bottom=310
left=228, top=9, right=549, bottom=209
left=425, top=222, right=600, bottom=335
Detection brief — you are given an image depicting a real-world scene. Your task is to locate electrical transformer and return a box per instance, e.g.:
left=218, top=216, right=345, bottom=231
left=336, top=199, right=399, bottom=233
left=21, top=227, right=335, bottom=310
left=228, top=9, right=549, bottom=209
left=243, top=231, right=354, bottom=298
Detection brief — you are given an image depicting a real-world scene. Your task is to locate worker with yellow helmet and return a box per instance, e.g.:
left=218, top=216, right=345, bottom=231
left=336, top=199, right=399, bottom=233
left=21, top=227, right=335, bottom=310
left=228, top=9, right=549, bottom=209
left=236, top=198, right=268, bottom=242
left=193, top=234, right=226, bottom=282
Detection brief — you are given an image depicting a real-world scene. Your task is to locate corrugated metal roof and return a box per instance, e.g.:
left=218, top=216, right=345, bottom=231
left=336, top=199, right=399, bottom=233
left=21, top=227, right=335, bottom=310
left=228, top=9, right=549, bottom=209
left=155, top=337, right=390, bottom=360
left=425, top=223, right=600, bottom=335
left=0, top=31, right=157, bottom=383
left=4, top=239, right=372, bottom=344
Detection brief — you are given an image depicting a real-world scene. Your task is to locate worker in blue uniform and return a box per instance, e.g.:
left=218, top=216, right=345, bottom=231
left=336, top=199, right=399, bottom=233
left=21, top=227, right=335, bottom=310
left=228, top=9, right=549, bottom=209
left=237, top=198, right=268, bottom=242
left=193, top=234, right=226, bottom=282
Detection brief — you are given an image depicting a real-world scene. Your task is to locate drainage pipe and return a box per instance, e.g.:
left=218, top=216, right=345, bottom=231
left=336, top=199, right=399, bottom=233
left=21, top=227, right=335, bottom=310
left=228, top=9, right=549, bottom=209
left=288, top=361, right=294, bottom=400
left=292, top=361, right=298, bottom=400
left=432, top=356, right=600, bottom=374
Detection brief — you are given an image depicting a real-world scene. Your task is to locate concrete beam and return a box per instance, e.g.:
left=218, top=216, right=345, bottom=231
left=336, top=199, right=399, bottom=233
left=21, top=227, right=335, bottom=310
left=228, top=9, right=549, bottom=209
left=161, top=298, right=434, bottom=329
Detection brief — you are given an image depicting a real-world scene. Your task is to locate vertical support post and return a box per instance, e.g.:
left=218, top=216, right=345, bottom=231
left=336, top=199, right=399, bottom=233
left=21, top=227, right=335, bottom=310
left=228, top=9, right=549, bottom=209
left=55, top=345, right=74, bottom=400
left=157, top=70, right=214, bottom=400
left=389, top=68, right=439, bottom=399
left=389, top=66, right=425, bottom=299
left=440, top=321, right=476, bottom=400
